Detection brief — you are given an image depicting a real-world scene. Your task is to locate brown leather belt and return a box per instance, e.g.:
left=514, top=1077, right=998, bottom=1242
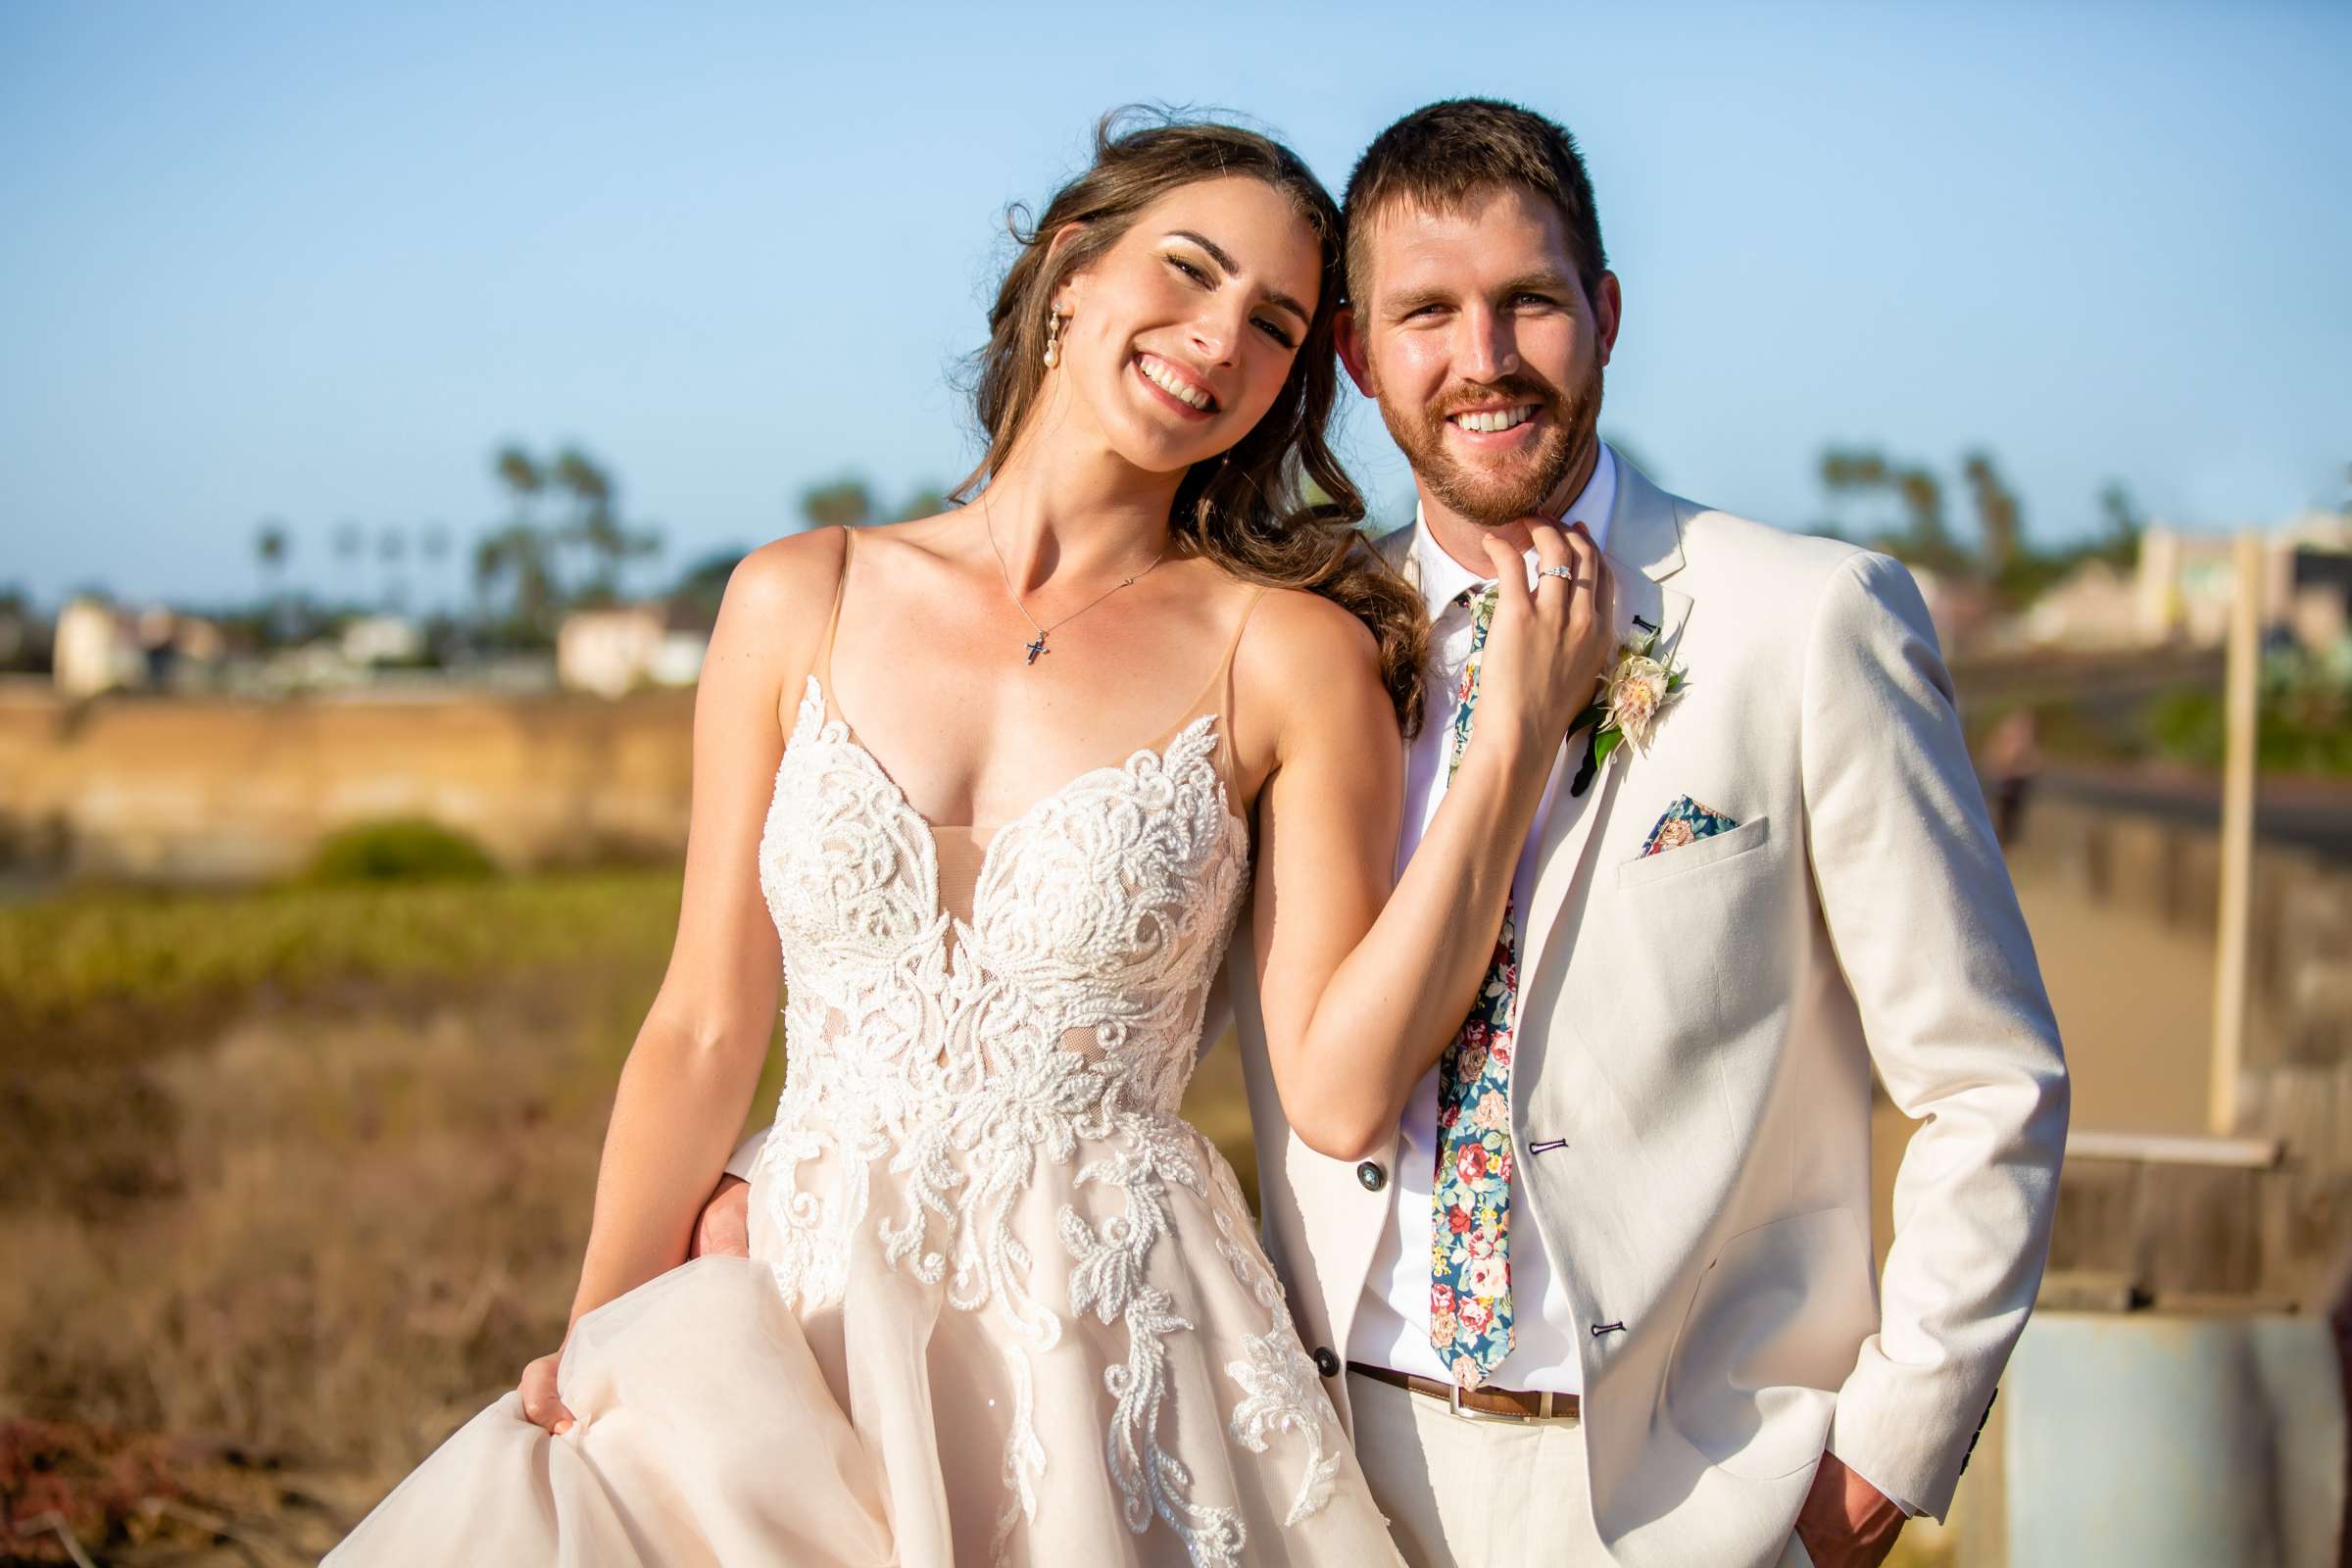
left=1348, top=1362, right=1580, bottom=1421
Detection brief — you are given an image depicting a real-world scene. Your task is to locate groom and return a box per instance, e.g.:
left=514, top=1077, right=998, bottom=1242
left=707, top=99, right=2069, bottom=1568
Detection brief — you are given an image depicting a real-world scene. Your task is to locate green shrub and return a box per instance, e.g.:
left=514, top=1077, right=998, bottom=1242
left=304, top=817, right=499, bottom=885
left=0, top=868, right=684, bottom=1054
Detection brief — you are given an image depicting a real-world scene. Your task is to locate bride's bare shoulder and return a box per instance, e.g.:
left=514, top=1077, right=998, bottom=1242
left=709, top=528, right=854, bottom=690
left=1240, top=585, right=1383, bottom=680
left=727, top=526, right=852, bottom=612
left=1230, top=586, right=1396, bottom=770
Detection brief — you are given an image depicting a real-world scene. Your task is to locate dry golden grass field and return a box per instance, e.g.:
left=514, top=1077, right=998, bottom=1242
left=1, top=872, right=725, bottom=1563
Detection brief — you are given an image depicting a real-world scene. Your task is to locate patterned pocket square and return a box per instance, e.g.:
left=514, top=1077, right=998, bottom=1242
left=1639, top=796, right=1740, bottom=858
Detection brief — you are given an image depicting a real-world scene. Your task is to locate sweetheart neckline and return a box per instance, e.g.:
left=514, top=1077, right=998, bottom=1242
left=775, top=675, right=1250, bottom=917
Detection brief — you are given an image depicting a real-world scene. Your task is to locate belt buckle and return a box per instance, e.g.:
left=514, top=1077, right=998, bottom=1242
left=1445, top=1381, right=1556, bottom=1424
left=1446, top=1380, right=1535, bottom=1424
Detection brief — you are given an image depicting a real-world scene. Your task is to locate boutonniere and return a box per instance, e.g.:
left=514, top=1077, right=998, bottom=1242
left=1567, top=626, right=1688, bottom=797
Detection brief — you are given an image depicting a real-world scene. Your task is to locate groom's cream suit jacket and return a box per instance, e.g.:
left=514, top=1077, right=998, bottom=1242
left=1222, top=459, right=2069, bottom=1568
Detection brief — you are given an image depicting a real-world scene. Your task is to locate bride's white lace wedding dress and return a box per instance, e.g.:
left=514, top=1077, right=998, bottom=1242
left=326, top=538, right=1400, bottom=1566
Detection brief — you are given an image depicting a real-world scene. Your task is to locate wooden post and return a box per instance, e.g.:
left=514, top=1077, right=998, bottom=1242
left=2210, top=531, right=2262, bottom=1135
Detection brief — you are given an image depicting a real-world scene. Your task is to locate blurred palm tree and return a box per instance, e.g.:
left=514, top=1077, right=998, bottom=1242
left=670, top=544, right=750, bottom=626
left=473, top=524, right=558, bottom=640
left=890, top=485, right=952, bottom=523
left=496, top=445, right=545, bottom=513
left=1963, top=451, right=2023, bottom=574
left=481, top=445, right=555, bottom=640
left=376, top=524, right=409, bottom=612
left=331, top=519, right=366, bottom=609
left=419, top=522, right=453, bottom=611
left=255, top=519, right=289, bottom=596
left=551, top=445, right=661, bottom=602
left=2096, top=482, right=2143, bottom=568
left=801, top=476, right=875, bottom=530
left=253, top=520, right=291, bottom=644
left=1819, top=446, right=1964, bottom=574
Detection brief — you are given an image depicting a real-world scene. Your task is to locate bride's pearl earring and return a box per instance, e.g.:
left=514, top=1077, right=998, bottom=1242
left=1042, top=308, right=1065, bottom=370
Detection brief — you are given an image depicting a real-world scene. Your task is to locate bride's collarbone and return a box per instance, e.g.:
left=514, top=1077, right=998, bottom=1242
left=825, top=649, right=1250, bottom=820
left=810, top=670, right=1224, bottom=834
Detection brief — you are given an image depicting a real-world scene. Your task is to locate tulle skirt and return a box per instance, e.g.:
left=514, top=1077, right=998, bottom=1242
left=325, top=1165, right=1399, bottom=1566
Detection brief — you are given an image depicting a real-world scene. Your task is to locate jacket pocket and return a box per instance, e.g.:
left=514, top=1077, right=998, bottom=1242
left=1613, top=812, right=1772, bottom=891
left=1661, top=1206, right=1876, bottom=1480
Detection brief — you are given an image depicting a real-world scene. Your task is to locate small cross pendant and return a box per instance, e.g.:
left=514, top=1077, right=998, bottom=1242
left=1024, top=634, right=1049, bottom=665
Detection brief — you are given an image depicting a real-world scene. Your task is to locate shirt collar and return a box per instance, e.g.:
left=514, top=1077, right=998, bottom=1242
left=1409, top=443, right=1618, bottom=617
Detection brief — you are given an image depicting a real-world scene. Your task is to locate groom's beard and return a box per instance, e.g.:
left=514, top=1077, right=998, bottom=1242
left=1381, top=359, right=1603, bottom=526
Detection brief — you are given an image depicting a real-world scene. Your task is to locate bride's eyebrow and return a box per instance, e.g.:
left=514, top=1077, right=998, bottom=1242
left=1165, top=228, right=1239, bottom=272
left=1165, top=229, right=1310, bottom=328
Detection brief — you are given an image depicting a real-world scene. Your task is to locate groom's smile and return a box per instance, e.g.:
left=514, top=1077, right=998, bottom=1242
left=1446, top=402, right=1541, bottom=437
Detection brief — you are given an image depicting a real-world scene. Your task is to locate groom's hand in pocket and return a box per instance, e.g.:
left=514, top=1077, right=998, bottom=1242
left=1794, top=1451, right=1904, bottom=1567
left=690, top=1174, right=752, bottom=1259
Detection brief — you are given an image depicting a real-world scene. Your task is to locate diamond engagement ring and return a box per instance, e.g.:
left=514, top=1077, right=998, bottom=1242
left=1539, top=564, right=1578, bottom=581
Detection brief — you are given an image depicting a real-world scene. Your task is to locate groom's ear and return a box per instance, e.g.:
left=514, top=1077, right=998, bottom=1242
left=1333, top=304, right=1377, bottom=397
left=1591, top=271, right=1624, bottom=368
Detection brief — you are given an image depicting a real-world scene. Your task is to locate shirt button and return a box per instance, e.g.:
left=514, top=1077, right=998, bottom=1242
left=1356, top=1160, right=1388, bottom=1193
left=1312, top=1347, right=1341, bottom=1378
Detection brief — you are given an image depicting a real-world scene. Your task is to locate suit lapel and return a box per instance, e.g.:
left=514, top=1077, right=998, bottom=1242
left=1512, top=461, right=1693, bottom=1009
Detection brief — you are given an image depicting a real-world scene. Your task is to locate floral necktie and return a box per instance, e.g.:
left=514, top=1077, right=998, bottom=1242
left=1429, top=585, right=1519, bottom=1389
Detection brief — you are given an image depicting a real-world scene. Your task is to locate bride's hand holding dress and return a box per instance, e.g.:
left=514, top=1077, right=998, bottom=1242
left=515, top=1348, right=571, bottom=1437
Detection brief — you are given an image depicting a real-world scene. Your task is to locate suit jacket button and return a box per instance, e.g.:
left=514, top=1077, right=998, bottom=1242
left=1312, top=1347, right=1341, bottom=1378
left=1356, top=1160, right=1387, bottom=1193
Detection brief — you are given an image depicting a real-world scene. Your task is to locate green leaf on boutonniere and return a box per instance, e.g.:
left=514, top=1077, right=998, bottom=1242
left=1565, top=698, right=1609, bottom=798
left=1570, top=721, right=1634, bottom=799
left=1567, top=727, right=1597, bottom=797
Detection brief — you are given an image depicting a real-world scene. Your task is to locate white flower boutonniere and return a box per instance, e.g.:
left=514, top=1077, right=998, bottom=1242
left=1568, top=628, right=1688, bottom=797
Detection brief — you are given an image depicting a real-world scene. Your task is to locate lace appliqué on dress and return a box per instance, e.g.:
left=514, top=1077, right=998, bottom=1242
left=756, top=676, right=1286, bottom=1567
left=1211, top=1170, right=1341, bottom=1528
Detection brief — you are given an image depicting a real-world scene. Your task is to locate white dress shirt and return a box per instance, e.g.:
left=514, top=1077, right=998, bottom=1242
left=1346, top=445, right=1617, bottom=1394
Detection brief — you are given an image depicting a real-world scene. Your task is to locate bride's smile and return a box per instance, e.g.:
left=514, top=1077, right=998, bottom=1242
left=1133, top=350, right=1220, bottom=416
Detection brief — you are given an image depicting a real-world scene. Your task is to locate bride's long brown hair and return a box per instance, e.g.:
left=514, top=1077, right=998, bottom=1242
left=954, top=109, right=1428, bottom=735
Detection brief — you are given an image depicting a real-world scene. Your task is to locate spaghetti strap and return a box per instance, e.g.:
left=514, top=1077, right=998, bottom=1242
left=1218, top=587, right=1269, bottom=673
left=1210, top=588, right=1268, bottom=799
left=1128, top=586, right=1267, bottom=760
left=812, top=526, right=855, bottom=705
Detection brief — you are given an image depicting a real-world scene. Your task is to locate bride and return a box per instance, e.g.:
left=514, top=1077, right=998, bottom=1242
left=327, top=112, right=1609, bottom=1566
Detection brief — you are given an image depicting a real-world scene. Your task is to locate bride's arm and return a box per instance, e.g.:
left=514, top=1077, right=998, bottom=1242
left=565, top=538, right=843, bottom=1316
left=515, top=533, right=842, bottom=1433
left=1250, top=523, right=1608, bottom=1162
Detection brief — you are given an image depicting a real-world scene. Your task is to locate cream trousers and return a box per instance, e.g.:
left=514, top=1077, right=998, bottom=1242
left=1348, top=1371, right=1814, bottom=1568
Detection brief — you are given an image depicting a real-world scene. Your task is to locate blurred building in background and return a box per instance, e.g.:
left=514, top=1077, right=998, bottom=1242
left=556, top=603, right=710, bottom=698
left=52, top=598, right=144, bottom=697
left=338, top=613, right=425, bottom=667
left=51, top=597, right=226, bottom=697
left=2008, top=511, right=2352, bottom=656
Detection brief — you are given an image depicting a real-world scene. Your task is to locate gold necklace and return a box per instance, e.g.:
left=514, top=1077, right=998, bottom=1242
left=980, top=494, right=1170, bottom=666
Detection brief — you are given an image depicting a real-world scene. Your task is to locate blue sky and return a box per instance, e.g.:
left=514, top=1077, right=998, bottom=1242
left=3, top=1, right=2347, bottom=609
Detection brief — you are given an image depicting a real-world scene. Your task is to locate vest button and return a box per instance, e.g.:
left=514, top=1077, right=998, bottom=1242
left=1312, top=1347, right=1341, bottom=1378
left=1356, top=1160, right=1388, bottom=1193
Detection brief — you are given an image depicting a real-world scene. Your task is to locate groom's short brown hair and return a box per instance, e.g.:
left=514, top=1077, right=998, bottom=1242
left=1343, top=98, right=1608, bottom=305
